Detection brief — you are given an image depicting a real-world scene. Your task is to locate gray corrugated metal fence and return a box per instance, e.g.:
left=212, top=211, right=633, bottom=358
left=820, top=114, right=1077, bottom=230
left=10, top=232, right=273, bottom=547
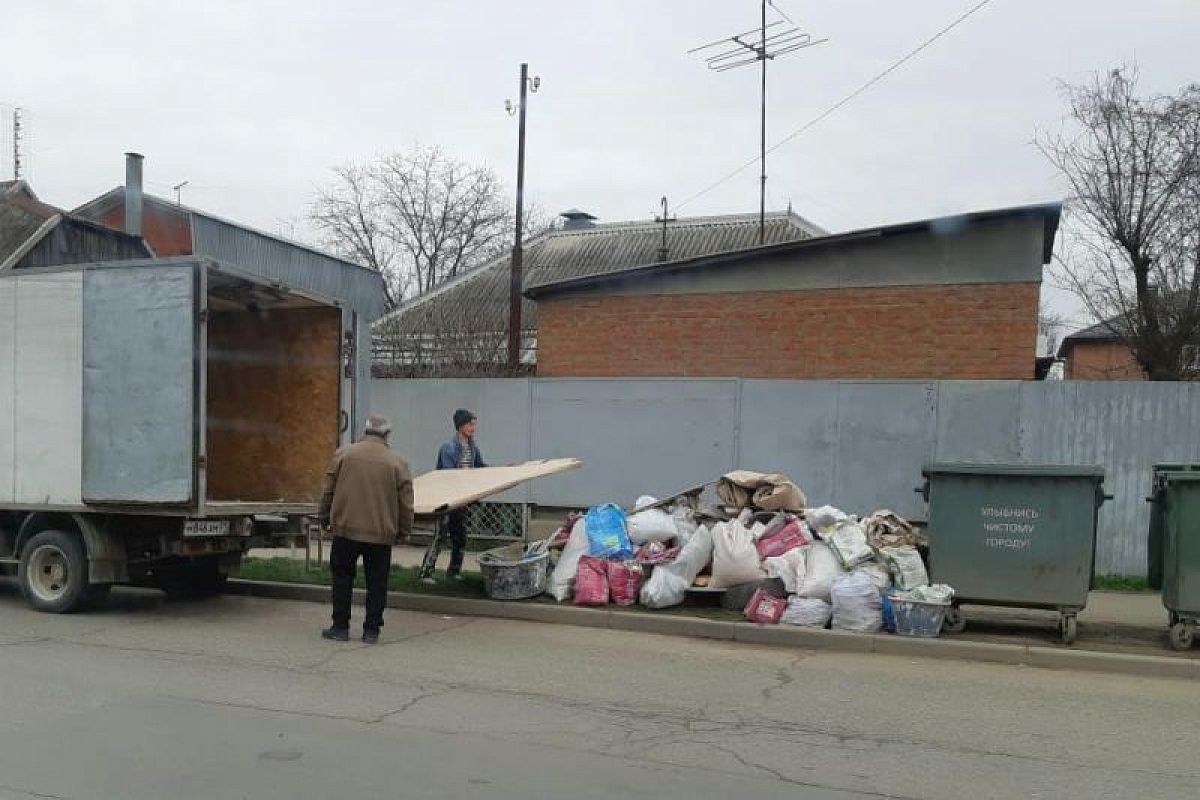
left=373, top=377, right=1200, bottom=576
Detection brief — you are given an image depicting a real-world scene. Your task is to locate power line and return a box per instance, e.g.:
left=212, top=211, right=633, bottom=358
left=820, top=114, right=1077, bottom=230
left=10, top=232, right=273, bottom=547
left=677, top=0, right=994, bottom=211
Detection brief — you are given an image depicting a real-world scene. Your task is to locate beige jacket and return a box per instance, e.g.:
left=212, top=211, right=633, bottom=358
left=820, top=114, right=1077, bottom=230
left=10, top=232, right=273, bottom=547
left=318, top=434, right=414, bottom=545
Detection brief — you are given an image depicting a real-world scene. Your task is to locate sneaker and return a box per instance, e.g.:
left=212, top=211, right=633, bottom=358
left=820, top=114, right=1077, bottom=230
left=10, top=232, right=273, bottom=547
left=362, top=629, right=380, bottom=645
left=446, top=572, right=464, bottom=582
left=321, top=626, right=350, bottom=642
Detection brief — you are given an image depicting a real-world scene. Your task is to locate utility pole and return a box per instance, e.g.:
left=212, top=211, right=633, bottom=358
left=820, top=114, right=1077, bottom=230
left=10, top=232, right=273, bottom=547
left=172, top=180, right=189, bottom=205
left=12, top=108, right=22, bottom=180
left=506, top=63, right=540, bottom=370
left=759, top=0, right=767, bottom=241
left=690, top=2, right=826, bottom=244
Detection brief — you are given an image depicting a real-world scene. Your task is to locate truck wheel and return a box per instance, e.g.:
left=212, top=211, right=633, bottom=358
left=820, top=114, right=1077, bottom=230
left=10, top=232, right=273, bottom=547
left=18, top=529, right=90, bottom=613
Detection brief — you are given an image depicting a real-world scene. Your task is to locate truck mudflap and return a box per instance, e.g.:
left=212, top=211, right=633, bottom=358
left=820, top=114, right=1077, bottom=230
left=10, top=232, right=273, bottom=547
left=69, top=514, right=129, bottom=585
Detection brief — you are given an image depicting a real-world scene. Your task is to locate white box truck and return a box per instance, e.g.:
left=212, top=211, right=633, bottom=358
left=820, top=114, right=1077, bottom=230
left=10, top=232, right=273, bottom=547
left=1, top=258, right=348, bottom=611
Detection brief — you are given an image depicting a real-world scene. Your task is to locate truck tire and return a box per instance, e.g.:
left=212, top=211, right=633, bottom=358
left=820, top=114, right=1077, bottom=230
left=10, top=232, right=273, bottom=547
left=18, top=529, right=91, bottom=613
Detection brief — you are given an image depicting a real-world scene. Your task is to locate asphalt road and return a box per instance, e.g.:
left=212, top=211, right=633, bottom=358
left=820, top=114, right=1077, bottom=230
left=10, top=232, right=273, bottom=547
left=0, top=585, right=1198, bottom=800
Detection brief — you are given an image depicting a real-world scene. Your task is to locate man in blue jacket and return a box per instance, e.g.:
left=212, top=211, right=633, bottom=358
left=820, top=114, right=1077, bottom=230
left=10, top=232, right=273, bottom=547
left=435, top=408, right=486, bottom=578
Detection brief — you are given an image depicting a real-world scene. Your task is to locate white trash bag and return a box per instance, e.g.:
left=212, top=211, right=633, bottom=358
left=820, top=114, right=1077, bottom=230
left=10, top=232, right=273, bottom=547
left=879, top=545, right=929, bottom=590
left=640, top=524, right=715, bottom=609
left=709, top=520, right=767, bottom=589
left=627, top=496, right=679, bottom=545
left=806, top=505, right=850, bottom=536
left=855, top=561, right=892, bottom=592
left=827, top=522, right=874, bottom=570
left=547, top=518, right=590, bottom=602
left=781, top=596, right=832, bottom=628
left=764, top=547, right=808, bottom=594
left=670, top=502, right=699, bottom=544
left=795, top=541, right=840, bottom=603
left=830, top=571, right=883, bottom=633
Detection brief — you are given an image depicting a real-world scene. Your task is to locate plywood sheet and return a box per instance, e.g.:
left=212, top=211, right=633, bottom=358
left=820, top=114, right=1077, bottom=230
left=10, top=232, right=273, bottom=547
left=413, top=458, right=582, bottom=515
left=206, top=307, right=340, bottom=503
left=14, top=273, right=83, bottom=505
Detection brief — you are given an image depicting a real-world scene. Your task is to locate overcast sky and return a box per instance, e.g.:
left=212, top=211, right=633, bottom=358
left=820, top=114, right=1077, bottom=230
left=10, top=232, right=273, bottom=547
left=4, top=0, right=1198, bottom=329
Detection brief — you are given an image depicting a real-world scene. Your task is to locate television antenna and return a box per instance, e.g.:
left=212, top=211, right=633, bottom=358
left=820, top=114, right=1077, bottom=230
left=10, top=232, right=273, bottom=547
left=689, top=1, right=827, bottom=243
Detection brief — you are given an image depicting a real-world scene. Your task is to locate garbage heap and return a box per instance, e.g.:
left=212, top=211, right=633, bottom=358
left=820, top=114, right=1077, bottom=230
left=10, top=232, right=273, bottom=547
left=543, top=470, right=956, bottom=637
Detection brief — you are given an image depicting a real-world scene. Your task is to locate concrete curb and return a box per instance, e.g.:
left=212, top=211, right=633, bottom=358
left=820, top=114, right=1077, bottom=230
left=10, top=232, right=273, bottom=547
left=226, top=579, right=1200, bottom=681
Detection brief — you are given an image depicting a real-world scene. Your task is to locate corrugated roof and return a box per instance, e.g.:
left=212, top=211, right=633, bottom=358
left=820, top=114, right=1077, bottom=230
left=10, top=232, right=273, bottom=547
left=75, top=187, right=386, bottom=318
left=377, top=211, right=823, bottom=337
left=525, top=202, right=1062, bottom=299
left=0, top=182, right=60, bottom=268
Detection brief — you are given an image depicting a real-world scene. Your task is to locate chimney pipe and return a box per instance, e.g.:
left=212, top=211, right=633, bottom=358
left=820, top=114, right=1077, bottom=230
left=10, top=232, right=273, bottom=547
left=124, top=152, right=144, bottom=236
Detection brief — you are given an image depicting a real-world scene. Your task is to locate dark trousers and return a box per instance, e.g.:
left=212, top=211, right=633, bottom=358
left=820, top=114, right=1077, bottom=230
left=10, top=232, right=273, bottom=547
left=444, top=509, right=468, bottom=576
left=330, top=536, right=392, bottom=632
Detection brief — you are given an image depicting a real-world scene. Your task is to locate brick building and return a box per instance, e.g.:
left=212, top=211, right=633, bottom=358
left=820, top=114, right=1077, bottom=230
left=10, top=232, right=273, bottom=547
left=373, top=209, right=824, bottom=375
left=526, top=204, right=1060, bottom=380
left=1057, top=318, right=1200, bottom=380
left=1056, top=320, right=1146, bottom=380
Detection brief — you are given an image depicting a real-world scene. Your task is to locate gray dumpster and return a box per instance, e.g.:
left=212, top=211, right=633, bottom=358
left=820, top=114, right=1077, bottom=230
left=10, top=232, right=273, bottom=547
left=919, top=463, right=1109, bottom=644
left=1147, top=466, right=1200, bottom=650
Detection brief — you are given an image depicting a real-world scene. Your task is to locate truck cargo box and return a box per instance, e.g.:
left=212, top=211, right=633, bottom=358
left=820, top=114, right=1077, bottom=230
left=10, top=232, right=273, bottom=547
left=0, top=257, right=343, bottom=516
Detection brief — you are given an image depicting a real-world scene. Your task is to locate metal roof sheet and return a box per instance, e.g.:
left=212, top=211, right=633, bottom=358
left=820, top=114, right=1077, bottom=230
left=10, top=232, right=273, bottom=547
left=377, top=211, right=822, bottom=336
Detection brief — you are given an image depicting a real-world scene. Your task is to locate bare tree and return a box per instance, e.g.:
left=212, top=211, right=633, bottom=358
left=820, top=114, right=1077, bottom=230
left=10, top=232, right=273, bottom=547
left=1038, top=308, right=1066, bottom=357
left=310, top=163, right=404, bottom=306
left=310, top=144, right=549, bottom=309
left=1040, top=67, right=1200, bottom=380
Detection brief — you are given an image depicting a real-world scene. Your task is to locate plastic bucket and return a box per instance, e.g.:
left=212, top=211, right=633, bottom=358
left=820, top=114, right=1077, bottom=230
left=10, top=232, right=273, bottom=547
left=890, top=596, right=949, bottom=638
left=478, top=545, right=550, bottom=600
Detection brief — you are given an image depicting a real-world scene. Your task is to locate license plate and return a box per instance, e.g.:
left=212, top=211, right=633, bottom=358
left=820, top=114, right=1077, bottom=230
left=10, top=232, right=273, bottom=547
left=183, top=519, right=231, bottom=537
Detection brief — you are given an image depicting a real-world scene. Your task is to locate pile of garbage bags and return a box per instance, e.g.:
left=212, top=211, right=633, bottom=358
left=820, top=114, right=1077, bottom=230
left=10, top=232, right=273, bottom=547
left=543, top=471, right=955, bottom=638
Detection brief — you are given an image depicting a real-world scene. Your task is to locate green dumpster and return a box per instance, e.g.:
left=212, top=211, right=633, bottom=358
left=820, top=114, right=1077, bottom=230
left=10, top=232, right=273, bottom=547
left=1147, top=466, right=1200, bottom=651
left=1147, top=464, right=1200, bottom=592
left=919, top=463, right=1109, bottom=644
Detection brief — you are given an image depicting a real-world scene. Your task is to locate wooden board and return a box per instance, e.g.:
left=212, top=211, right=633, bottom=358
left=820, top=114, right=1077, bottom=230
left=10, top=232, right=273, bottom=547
left=206, top=307, right=341, bottom=503
left=412, top=458, right=582, bottom=515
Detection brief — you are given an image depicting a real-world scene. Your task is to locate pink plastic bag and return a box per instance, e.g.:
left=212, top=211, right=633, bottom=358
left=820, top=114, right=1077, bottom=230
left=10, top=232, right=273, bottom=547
left=744, top=587, right=788, bottom=624
left=607, top=560, right=644, bottom=607
left=573, top=556, right=610, bottom=606
left=756, top=519, right=811, bottom=559
left=636, top=543, right=681, bottom=566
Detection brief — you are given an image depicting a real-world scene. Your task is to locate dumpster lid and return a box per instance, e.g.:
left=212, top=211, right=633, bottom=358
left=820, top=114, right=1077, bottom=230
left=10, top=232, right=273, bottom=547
left=922, top=462, right=1105, bottom=478
left=1158, top=470, right=1200, bottom=483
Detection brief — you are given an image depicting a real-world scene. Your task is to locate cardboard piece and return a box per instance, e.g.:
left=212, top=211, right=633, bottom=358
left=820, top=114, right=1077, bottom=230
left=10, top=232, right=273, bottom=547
left=412, top=458, right=582, bottom=515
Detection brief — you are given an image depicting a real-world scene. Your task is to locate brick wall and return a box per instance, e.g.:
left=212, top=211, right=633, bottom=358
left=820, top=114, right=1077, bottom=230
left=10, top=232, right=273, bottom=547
left=97, top=203, right=193, bottom=257
left=1065, top=341, right=1145, bottom=381
left=536, top=283, right=1040, bottom=380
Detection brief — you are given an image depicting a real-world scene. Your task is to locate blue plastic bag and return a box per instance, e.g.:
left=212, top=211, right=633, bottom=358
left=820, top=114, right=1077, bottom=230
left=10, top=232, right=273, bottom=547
left=585, top=504, right=633, bottom=559
left=881, top=592, right=897, bottom=634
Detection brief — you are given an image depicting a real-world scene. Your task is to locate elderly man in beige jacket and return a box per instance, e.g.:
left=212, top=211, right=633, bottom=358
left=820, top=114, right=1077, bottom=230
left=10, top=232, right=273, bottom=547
left=318, top=415, right=414, bottom=644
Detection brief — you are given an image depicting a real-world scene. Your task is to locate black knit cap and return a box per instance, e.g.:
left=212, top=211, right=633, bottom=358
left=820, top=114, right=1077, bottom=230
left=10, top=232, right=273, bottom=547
left=453, top=409, right=476, bottom=430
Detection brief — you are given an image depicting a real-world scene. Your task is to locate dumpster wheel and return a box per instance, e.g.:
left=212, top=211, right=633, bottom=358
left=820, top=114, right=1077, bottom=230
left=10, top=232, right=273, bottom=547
left=1059, top=614, right=1078, bottom=645
left=1168, top=621, right=1195, bottom=651
left=942, top=607, right=966, bottom=635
